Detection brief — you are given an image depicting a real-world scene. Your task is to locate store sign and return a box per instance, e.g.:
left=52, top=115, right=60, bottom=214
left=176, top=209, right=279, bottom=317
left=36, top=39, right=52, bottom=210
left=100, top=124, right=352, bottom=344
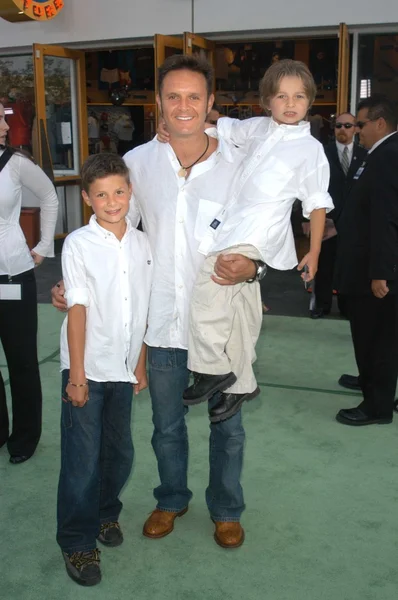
left=0, top=0, right=64, bottom=22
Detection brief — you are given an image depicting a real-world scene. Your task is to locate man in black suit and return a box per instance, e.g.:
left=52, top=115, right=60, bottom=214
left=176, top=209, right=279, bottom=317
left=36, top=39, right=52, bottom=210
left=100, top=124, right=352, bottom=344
left=309, top=112, right=367, bottom=319
left=335, top=95, right=398, bottom=426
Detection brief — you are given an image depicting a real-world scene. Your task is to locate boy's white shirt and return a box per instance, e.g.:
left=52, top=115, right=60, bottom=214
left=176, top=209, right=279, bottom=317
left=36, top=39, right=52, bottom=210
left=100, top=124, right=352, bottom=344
left=60, top=215, right=153, bottom=383
left=200, top=116, right=334, bottom=269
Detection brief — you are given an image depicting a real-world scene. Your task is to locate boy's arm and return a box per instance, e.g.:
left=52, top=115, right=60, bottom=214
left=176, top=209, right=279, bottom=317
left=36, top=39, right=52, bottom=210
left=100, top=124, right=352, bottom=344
left=62, top=237, right=90, bottom=407
left=66, top=305, right=88, bottom=407
left=217, top=116, right=268, bottom=147
left=297, top=148, right=334, bottom=281
left=134, top=343, right=148, bottom=395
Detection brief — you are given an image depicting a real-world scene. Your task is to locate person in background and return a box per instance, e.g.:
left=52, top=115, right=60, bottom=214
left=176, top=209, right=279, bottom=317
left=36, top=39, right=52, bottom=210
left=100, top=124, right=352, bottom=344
left=306, top=112, right=367, bottom=320
left=206, top=103, right=224, bottom=125
left=335, top=95, right=398, bottom=426
left=0, top=102, right=58, bottom=465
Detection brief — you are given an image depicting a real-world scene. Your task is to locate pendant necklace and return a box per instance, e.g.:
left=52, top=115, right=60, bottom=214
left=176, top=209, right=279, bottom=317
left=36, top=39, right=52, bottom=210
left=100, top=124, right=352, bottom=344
left=176, top=133, right=209, bottom=178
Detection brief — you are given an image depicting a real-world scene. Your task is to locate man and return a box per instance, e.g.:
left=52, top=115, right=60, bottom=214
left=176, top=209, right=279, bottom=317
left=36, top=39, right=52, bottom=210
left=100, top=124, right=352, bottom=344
left=309, top=112, right=367, bottom=319
left=334, top=95, right=398, bottom=426
left=52, top=55, right=261, bottom=548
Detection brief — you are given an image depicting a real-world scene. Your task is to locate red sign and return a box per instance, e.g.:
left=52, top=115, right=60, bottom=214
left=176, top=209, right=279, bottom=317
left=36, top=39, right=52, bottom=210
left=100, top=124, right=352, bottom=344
left=14, top=0, right=64, bottom=21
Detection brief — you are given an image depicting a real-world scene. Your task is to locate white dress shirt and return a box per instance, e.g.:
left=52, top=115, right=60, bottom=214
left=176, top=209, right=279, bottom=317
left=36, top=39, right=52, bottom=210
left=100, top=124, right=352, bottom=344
left=60, top=216, right=153, bottom=383
left=124, top=137, right=245, bottom=350
left=0, top=150, right=59, bottom=276
left=198, top=117, right=334, bottom=269
left=336, top=140, right=354, bottom=165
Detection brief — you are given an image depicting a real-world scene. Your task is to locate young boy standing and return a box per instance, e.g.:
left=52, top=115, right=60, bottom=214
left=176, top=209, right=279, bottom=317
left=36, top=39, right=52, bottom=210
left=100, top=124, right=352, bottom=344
left=181, top=60, right=334, bottom=421
left=57, top=153, right=152, bottom=586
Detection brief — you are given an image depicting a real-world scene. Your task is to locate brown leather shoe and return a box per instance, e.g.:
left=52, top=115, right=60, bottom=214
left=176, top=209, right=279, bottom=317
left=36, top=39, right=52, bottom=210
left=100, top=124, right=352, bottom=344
left=143, top=507, right=188, bottom=539
left=213, top=521, right=245, bottom=548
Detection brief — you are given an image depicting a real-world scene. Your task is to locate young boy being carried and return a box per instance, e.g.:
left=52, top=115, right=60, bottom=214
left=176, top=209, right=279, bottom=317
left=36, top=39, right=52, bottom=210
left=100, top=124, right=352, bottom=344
left=180, top=59, right=334, bottom=421
left=57, top=153, right=152, bottom=586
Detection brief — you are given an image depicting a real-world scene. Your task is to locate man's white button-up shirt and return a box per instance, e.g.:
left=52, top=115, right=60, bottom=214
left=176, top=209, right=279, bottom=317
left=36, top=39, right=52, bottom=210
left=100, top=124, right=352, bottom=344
left=124, top=137, right=244, bottom=350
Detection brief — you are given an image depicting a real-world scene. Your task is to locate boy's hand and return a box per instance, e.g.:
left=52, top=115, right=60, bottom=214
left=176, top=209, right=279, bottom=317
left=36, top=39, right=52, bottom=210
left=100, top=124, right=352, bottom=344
left=134, top=367, right=148, bottom=395
left=157, top=119, right=170, bottom=144
left=298, top=252, right=319, bottom=283
left=212, top=254, right=256, bottom=286
left=64, top=382, right=89, bottom=408
left=52, top=280, right=67, bottom=312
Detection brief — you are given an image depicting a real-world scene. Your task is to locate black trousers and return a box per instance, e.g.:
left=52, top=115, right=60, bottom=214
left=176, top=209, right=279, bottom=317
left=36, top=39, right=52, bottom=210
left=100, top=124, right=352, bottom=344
left=0, top=269, right=42, bottom=456
left=314, top=236, right=347, bottom=316
left=347, top=293, right=398, bottom=419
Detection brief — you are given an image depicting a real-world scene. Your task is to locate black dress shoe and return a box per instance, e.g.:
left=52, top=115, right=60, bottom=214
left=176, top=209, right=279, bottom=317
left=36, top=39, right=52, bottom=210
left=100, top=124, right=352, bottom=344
left=183, top=372, right=237, bottom=406
left=338, top=374, right=361, bottom=391
left=9, top=455, right=32, bottom=465
left=336, top=407, right=392, bottom=426
left=209, top=387, right=260, bottom=423
left=310, top=308, right=330, bottom=319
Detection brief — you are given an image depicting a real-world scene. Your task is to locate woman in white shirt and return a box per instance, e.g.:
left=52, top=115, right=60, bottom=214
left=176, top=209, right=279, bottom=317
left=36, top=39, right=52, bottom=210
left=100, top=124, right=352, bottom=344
left=0, top=102, right=59, bottom=465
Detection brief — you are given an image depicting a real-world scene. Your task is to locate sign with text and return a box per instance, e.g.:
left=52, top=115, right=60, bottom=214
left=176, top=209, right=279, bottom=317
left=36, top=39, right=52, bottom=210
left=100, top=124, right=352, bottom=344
left=0, top=0, right=64, bottom=22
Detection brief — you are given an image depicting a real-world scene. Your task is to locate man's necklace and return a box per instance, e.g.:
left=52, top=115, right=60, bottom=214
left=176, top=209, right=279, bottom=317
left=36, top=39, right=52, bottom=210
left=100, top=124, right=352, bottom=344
left=176, top=133, right=209, bottom=178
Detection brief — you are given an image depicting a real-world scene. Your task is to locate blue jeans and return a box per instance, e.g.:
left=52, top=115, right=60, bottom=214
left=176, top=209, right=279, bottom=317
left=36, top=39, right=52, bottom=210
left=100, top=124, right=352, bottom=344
left=57, top=370, right=134, bottom=553
left=148, top=347, right=245, bottom=522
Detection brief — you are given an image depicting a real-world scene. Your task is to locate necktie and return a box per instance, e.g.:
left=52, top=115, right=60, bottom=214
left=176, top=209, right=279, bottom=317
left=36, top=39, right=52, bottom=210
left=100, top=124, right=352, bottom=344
left=341, top=146, right=350, bottom=175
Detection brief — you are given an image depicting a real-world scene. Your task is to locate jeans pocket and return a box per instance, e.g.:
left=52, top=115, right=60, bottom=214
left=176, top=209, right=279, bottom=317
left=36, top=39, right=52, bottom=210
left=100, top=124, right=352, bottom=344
left=148, top=347, right=173, bottom=370
left=61, top=401, right=73, bottom=429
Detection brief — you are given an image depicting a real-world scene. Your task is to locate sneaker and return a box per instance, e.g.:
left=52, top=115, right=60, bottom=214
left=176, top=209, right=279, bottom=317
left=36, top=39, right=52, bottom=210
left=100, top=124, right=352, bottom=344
left=62, top=549, right=101, bottom=586
left=183, top=372, right=237, bottom=406
left=97, top=521, right=124, bottom=547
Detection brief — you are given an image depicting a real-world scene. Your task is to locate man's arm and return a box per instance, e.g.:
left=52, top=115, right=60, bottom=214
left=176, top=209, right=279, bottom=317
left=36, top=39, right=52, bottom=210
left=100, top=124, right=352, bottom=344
left=369, top=152, right=398, bottom=297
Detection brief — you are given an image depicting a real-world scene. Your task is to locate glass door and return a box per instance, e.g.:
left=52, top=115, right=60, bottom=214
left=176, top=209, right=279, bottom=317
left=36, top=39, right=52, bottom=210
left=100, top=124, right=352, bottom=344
left=33, top=44, right=88, bottom=180
left=184, top=32, right=216, bottom=92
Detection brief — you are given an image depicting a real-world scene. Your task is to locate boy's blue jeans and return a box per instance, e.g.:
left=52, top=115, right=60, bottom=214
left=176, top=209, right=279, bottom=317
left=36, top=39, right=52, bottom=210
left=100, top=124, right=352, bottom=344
left=148, top=347, right=245, bottom=522
left=57, top=370, right=134, bottom=554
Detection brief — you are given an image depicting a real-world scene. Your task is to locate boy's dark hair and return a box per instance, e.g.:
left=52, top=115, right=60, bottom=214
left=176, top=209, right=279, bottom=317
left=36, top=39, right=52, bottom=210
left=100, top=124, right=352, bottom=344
left=357, top=94, right=397, bottom=131
left=81, top=153, right=130, bottom=193
left=158, top=54, right=214, bottom=98
left=259, top=59, right=317, bottom=110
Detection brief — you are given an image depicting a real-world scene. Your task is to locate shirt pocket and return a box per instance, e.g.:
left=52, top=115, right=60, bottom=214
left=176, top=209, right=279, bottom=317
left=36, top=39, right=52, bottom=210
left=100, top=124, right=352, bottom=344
left=194, top=199, right=224, bottom=242
left=252, top=156, right=294, bottom=198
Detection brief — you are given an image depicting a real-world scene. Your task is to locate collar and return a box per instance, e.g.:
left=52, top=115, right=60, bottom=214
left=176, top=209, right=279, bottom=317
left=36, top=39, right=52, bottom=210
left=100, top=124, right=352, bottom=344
left=268, top=117, right=311, bottom=140
left=368, top=131, right=397, bottom=154
left=336, top=140, right=354, bottom=154
left=89, top=214, right=132, bottom=240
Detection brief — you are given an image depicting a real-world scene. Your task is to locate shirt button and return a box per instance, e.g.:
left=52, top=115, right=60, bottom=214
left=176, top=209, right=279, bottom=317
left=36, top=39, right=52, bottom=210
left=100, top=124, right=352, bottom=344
left=178, top=285, right=183, bottom=289
left=125, top=297, right=127, bottom=301
left=179, top=218, right=184, bottom=223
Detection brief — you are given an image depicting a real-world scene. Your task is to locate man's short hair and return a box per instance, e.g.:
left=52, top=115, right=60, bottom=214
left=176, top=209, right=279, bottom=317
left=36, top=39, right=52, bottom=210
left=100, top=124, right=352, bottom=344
left=158, top=54, right=214, bottom=98
left=259, top=59, right=317, bottom=110
left=81, top=153, right=130, bottom=193
left=357, top=94, right=398, bottom=131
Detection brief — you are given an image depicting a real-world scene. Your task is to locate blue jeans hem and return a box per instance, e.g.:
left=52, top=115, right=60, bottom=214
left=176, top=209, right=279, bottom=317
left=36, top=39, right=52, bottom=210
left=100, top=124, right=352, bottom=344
left=156, top=505, right=189, bottom=513
left=99, top=515, right=120, bottom=525
left=210, top=515, right=241, bottom=523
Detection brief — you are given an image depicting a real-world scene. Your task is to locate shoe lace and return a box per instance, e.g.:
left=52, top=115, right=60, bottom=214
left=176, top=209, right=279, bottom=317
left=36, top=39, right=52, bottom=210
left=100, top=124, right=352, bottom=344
left=69, top=549, right=101, bottom=570
left=100, top=521, right=120, bottom=534
left=192, top=373, right=203, bottom=389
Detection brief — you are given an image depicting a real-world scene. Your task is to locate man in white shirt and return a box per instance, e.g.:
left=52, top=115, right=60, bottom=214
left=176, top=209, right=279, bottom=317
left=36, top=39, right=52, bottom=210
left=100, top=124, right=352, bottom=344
left=53, top=55, right=257, bottom=549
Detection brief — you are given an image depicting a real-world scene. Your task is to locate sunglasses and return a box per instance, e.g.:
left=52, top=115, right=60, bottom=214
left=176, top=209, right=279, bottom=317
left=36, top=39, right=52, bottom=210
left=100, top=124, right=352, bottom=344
left=335, top=122, right=354, bottom=129
left=355, top=120, right=372, bottom=130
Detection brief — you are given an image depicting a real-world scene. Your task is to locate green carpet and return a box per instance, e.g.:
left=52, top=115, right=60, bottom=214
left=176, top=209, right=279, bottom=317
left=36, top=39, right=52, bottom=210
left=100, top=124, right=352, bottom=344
left=1, top=307, right=397, bottom=600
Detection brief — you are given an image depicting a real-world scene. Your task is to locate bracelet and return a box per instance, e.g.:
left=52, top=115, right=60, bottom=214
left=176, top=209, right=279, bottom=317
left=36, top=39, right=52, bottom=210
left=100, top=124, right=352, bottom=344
left=68, top=379, right=88, bottom=387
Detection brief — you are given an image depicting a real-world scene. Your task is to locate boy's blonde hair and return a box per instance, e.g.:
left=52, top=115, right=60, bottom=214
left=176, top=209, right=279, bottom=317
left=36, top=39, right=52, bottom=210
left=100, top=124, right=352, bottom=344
left=259, top=59, right=317, bottom=111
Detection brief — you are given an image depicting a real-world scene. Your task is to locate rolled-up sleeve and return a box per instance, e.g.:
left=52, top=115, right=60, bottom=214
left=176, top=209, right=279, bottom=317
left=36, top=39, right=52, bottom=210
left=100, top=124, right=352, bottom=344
left=61, top=237, right=90, bottom=308
left=298, top=151, right=334, bottom=218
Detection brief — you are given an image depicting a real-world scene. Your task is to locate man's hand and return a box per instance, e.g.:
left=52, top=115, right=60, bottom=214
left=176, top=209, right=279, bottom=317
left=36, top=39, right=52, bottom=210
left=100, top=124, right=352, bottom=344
left=371, top=279, right=389, bottom=299
left=157, top=119, right=170, bottom=144
left=31, top=250, right=44, bottom=266
left=212, top=254, right=256, bottom=286
left=64, top=382, right=89, bottom=408
left=133, top=366, right=148, bottom=395
left=52, top=280, right=67, bottom=312
left=298, top=251, right=319, bottom=283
